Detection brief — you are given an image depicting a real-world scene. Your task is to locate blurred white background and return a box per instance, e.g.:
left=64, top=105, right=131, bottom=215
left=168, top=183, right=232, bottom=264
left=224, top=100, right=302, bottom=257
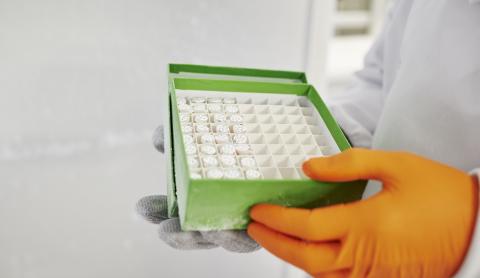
left=0, top=0, right=385, bottom=277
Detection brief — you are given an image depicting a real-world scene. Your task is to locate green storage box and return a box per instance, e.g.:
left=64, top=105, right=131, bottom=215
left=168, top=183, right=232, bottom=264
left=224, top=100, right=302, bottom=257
left=165, top=64, right=365, bottom=231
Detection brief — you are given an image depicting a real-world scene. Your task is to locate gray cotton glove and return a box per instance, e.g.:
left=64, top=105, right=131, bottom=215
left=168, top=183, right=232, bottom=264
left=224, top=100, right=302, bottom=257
left=135, top=126, right=260, bottom=253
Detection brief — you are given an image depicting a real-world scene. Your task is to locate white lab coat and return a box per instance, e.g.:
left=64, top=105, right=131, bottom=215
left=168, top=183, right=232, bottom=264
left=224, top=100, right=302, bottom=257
left=325, top=0, right=480, bottom=276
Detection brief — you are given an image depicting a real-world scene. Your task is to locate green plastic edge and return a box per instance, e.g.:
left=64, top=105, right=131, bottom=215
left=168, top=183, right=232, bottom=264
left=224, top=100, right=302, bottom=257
left=170, top=80, right=193, bottom=227
left=307, top=86, right=351, bottom=151
left=170, top=78, right=366, bottom=231
left=169, top=64, right=308, bottom=83
left=166, top=80, right=179, bottom=217
left=173, top=78, right=309, bottom=94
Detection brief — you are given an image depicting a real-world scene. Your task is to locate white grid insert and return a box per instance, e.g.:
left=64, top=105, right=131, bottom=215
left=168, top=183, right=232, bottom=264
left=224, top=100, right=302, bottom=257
left=175, top=90, right=340, bottom=180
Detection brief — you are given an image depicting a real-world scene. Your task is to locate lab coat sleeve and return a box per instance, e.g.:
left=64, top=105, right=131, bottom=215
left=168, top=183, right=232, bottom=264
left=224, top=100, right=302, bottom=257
left=324, top=2, right=400, bottom=148
left=325, top=66, right=384, bottom=148
left=455, top=169, right=480, bottom=278
left=325, top=37, right=386, bottom=148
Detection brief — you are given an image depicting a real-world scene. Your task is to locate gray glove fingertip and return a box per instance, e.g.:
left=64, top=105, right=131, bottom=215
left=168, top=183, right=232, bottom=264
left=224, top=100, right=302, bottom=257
left=159, top=219, right=217, bottom=250
left=201, top=230, right=261, bottom=253
left=152, top=125, right=165, bottom=153
left=136, top=195, right=169, bottom=224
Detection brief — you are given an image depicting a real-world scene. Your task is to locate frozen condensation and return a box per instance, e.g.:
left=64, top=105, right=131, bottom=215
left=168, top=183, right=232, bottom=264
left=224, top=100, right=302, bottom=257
left=175, top=92, right=336, bottom=180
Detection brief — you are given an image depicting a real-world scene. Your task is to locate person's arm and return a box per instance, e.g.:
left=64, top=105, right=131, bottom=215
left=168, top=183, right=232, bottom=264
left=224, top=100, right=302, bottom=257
left=328, top=1, right=480, bottom=275
left=326, top=42, right=385, bottom=148
left=326, top=0, right=403, bottom=148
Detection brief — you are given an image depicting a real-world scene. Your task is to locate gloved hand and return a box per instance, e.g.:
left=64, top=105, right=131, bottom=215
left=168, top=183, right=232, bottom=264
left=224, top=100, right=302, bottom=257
left=247, top=148, right=479, bottom=277
left=136, top=126, right=260, bottom=252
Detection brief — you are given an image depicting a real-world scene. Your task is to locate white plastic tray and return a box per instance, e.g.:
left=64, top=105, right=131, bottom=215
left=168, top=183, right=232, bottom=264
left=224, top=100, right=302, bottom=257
left=175, top=90, right=340, bottom=180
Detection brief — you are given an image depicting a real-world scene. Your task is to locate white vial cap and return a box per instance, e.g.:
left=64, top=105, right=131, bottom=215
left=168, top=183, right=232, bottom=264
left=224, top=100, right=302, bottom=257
left=182, top=124, right=193, bottom=134
left=224, top=169, right=242, bottom=179
left=208, top=97, right=223, bottom=104
left=245, top=169, right=262, bottom=180
left=240, top=157, right=256, bottom=168
left=225, top=105, right=239, bottom=114
left=194, top=114, right=209, bottom=123
left=177, top=97, right=187, bottom=105
left=193, top=104, right=207, bottom=112
left=219, top=144, right=236, bottom=155
left=219, top=155, right=236, bottom=167
left=202, top=156, right=219, bottom=167
left=200, top=134, right=215, bottom=144
left=178, top=104, right=191, bottom=112
left=214, top=134, right=230, bottom=144
left=195, top=124, right=210, bottom=133
left=191, top=97, right=206, bottom=104
left=215, top=124, right=229, bottom=133
left=208, top=104, right=222, bottom=113
left=179, top=113, right=190, bottom=123
left=235, top=144, right=252, bottom=155
left=183, top=134, right=194, bottom=144
left=232, top=134, right=248, bottom=144
left=229, top=114, right=243, bottom=123
left=200, top=144, right=217, bottom=155
left=185, top=144, right=197, bottom=155
left=223, top=98, right=236, bottom=104
left=206, top=168, right=224, bottom=179
left=232, top=124, right=246, bottom=133
left=213, top=113, right=227, bottom=123
left=187, top=156, right=199, bottom=168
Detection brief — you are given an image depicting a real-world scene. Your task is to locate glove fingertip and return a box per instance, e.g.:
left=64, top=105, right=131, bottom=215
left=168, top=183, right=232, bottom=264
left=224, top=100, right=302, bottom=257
left=222, top=242, right=261, bottom=253
left=152, top=126, right=165, bottom=153
left=136, top=195, right=169, bottom=224
left=301, top=159, right=323, bottom=179
left=201, top=230, right=261, bottom=253
left=158, top=219, right=218, bottom=250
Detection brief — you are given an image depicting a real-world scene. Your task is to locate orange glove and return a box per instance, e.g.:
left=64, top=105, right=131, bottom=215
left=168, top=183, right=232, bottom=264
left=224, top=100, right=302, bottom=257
left=248, top=148, right=479, bottom=278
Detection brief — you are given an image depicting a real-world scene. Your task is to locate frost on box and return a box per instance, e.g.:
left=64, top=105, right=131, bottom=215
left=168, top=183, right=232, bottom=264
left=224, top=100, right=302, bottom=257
left=176, top=93, right=335, bottom=182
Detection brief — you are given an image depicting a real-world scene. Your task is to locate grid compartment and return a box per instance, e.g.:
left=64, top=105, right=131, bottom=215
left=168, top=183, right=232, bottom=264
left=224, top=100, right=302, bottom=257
left=175, top=91, right=340, bottom=180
